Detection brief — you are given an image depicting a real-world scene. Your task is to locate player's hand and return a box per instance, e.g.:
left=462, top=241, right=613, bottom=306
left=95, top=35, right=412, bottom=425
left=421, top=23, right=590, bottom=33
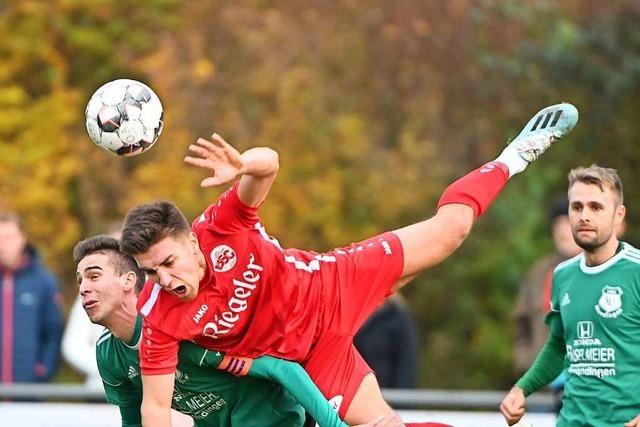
left=185, top=133, right=245, bottom=187
left=352, top=413, right=404, bottom=427
left=500, top=386, right=526, bottom=425
left=624, top=414, right=640, bottom=427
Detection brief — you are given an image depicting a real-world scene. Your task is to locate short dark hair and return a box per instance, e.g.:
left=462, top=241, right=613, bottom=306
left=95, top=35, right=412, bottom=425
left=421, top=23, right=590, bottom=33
left=73, top=235, right=145, bottom=292
left=120, top=201, right=190, bottom=256
left=548, top=196, right=569, bottom=223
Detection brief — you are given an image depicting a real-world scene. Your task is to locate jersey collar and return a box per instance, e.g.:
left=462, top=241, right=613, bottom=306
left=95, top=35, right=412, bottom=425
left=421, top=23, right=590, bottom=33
left=579, top=241, right=628, bottom=275
left=124, top=315, right=143, bottom=349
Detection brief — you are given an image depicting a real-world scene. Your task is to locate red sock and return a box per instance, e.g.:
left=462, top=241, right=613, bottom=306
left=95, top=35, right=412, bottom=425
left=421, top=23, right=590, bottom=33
left=436, top=161, right=509, bottom=218
left=405, top=423, right=453, bottom=427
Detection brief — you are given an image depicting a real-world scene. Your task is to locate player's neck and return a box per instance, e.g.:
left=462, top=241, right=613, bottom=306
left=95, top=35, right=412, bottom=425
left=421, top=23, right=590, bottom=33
left=105, top=301, right=138, bottom=344
left=583, top=238, right=621, bottom=267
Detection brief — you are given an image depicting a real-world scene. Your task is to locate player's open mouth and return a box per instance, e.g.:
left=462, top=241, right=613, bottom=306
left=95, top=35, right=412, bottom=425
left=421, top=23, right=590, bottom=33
left=174, top=285, right=187, bottom=296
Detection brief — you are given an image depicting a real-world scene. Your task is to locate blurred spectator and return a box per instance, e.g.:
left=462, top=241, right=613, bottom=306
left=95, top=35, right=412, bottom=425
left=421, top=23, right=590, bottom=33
left=354, top=293, right=418, bottom=388
left=0, top=211, right=63, bottom=383
left=62, top=222, right=121, bottom=389
left=514, top=197, right=581, bottom=375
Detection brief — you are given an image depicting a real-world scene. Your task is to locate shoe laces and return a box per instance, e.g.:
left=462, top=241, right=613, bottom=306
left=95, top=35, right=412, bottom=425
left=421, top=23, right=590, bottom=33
left=516, top=130, right=558, bottom=161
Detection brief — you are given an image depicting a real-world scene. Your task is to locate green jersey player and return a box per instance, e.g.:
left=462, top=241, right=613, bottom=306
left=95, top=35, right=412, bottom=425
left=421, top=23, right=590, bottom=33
left=75, top=235, right=395, bottom=427
left=500, top=165, right=640, bottom=427
left=97, top=317, right=307, bottom=426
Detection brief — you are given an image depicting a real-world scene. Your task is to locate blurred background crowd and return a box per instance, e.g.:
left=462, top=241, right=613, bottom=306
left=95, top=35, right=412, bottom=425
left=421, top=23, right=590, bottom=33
left=1, top=0, right=639, bottom=394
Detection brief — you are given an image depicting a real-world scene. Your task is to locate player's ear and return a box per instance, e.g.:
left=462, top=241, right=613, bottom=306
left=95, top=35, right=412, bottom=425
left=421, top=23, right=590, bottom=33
left=122, top=271, right=137, bottom=292
left=615, top=204, right=626, bottom=231
left=188, top=232, right=199, bottom=254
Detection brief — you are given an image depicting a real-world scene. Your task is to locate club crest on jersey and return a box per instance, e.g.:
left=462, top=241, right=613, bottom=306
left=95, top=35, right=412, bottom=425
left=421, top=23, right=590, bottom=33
left=595, top=285, right=623, bottom=319
left=211, top=245, right=237, bottom=272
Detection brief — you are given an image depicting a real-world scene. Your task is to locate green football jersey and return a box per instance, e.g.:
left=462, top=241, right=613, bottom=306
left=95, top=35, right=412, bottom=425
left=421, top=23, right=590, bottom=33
left=546, top=242, right=640, bottom=426
left=96, top=316, right=304, bottom=427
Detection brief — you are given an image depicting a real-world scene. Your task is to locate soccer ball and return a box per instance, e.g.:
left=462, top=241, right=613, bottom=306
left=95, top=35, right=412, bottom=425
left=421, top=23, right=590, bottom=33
left=85, top=79, right=163, bottom=156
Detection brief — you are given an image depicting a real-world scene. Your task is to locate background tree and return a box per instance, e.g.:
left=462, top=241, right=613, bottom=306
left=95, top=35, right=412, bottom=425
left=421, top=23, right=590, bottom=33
left=1, top=0, right=639, bottom=388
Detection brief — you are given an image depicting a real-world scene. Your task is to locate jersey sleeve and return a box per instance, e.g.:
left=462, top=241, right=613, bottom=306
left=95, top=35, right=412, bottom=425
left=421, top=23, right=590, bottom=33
left=178, top=341, right=224, bottom=367
left=514, top=334, right=566, bottom=396
left=96, top=347, right=142, bottom=426
left=139, top=319, right=180, bottom=375
left=193, top=181, right=260, bottom=235
left=544, top=272, right=564, bottom=338
left=118, top=405, right=143, bottom=427
left=179, top=341, right=253, bottom=377
left=185, top=345, right=346, bottom=427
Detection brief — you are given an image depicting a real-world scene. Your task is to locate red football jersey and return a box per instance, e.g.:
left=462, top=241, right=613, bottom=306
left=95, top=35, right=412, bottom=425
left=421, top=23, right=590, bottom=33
left=137, top=182, right=332, bottom=374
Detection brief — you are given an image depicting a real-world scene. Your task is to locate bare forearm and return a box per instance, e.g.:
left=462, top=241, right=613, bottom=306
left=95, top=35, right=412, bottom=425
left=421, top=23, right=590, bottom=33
left=240, top=147, right=279, bottom=178
left=141, top=373, right=175, bottom=427
left=141, top=401, right=171, bottom=427
left=238, top=147, right=279, bottom=207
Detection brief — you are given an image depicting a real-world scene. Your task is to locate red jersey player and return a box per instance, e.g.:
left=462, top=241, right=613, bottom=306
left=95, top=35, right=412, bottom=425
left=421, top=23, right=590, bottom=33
left=121, top=103, right=578, bottom=426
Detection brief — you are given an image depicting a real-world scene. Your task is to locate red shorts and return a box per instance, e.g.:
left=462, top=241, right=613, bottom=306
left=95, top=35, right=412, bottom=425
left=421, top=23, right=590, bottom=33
left=303, top=231, right=404, bottom=417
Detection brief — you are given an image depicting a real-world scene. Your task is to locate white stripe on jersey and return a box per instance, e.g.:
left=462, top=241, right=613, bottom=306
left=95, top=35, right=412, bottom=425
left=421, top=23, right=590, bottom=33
left=624, top=243, right=640, bottom=258
left=255, top=221, right=336, bottom=272
left=624, top=248, right=640, bottom=258
left=254, top=222, right=284, bottom=250
left=623, top=252, right=640, bottom=265
left=624, top=244, right=640, bottom=262
left=199, top=349, right=209, bottom=367
left=123, top=330, right=143, bottom=350
left=283, top=254, right=337, bottom=273
left=554, top=253, right=582, bottom=273
left=140, top=283, right=162, bottom=316
left=627, top=251, right=640, bottom=260
left=97, top=331, right=112, bottom=347
left=101, top=377, right=124, bottom=387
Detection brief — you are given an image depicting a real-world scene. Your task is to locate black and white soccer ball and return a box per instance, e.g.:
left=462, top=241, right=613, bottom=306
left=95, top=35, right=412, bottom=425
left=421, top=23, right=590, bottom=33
left=85, top=79, right=163, bottom=157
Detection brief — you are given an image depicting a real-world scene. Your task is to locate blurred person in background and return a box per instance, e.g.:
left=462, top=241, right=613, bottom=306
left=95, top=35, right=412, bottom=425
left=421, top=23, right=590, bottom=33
left=513, top=196, right=581, bottom=411
left=354, top=294, right=418, bottom=389
left=62, top=222, right=122, bottom=389
left=501, top=165, right=640, bottom=427
left=0, top=211, right=63, bottom=383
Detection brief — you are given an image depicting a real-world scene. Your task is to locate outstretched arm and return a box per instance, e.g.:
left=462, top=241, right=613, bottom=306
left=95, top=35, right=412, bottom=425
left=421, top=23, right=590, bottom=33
left=183, top=345, right=401, bottom=427
left=184, top=133, right=278, bottom=207
left=197, top=350, right=346, bottom=427
left=249, top=356, right=346, bottom=427
left=240, top=356, right=401, bottom=427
